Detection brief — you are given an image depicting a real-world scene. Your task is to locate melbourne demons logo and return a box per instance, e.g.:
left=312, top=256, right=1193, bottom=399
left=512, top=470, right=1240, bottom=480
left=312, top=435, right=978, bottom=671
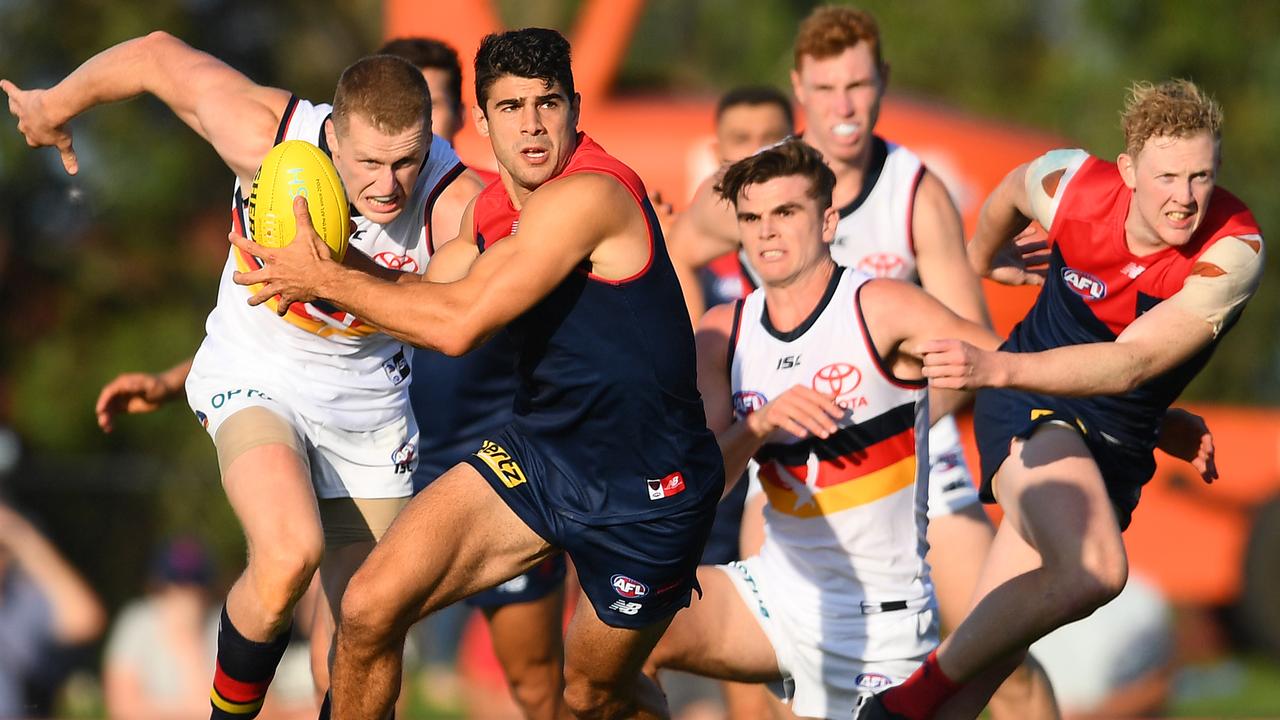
left=1061, top=267, right=1106, bottom=300
left=611, top=574, right=648, bottom=598
left=857, top=252, right=909, bottom=279
left=373, top=252, right=419, bottom=273
left=812, top=362, right=865, bottom=408
left=732, top=390, right=767, bottom=418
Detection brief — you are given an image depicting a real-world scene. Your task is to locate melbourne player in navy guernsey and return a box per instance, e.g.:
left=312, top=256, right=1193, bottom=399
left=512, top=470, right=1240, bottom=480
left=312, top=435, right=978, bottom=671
left=232, top=28, right=724, bottom=718
left=863, top=81, right=1263, bottom=720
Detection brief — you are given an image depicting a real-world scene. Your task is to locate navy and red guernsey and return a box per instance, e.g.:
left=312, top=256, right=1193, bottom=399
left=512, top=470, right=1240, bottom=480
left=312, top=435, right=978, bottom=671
left=976, top=154, right=1262, bottom=527
left=470, top=133, right=724, bottom=525
left=1006, top=156, right=1260, bottom=447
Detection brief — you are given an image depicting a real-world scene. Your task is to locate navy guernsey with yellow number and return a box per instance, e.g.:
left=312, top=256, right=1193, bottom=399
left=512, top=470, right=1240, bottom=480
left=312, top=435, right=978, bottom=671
left=471, top=133, right=723, bottom=522
left=463, top=133, right=723, bottom=628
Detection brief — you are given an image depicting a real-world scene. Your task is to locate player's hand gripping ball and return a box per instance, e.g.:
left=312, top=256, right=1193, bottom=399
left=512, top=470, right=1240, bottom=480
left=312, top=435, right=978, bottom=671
left=248, top=140, right=349, bottom=261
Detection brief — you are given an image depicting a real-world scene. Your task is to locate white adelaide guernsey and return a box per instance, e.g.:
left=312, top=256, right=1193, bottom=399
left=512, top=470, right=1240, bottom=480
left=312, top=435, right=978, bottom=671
left=729, top=267, right=933, bottom=618
left=828, top=137, right=925, bottom=280
left=196, top=96, right=465, bottom=431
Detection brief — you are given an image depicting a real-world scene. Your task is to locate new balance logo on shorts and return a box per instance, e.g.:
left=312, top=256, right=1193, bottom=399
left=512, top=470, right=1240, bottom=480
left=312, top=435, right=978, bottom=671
left=647, top=471, right=686, bottom=500
left=475, top=440, right=527, bottom=488
left=608, top=600, right=642, bottom=615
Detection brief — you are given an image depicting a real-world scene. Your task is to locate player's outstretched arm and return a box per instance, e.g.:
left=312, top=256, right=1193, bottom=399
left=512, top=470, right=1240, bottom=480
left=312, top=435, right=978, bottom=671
left=2, top=31, right=286, bottom=186
left=1158, top=408, right=1217, bottom=483
left=95, top=357, right=194, bottom=433
left=912, top=170, right=993, bottom=327
left=924, top=232, right=1264, bottom=397
left=232, top=173, right=636, bottom=355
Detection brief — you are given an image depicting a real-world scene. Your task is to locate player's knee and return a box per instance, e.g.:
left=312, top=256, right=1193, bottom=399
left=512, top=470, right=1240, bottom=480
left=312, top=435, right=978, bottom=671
left=508, top=670, right=561, bottom=719
left=1063, top=548, right=1128, bottom=619
left=249, top=542, right=323, bottom=625
left=336, top=573, right=403, bottom=649
left=562, top=673, right=631, bottom=720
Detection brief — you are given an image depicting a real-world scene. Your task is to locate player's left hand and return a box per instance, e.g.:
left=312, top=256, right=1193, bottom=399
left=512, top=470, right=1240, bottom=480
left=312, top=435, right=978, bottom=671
left=920, top=339, right=1005, bottom=390
left=231, top=196, right=334, bottom=314
left=1157, top=407, right=1217, bottom=484
left=1, top=79, right=80, bottom=175
left=988, top=224, right=1050, bottom=287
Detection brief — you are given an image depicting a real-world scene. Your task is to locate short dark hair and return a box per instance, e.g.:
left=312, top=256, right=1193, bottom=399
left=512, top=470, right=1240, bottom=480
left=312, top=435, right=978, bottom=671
left=332, top=54, right=430, bottom=135
left=474, top=28, right=574, bottom=111
left=716, top=85, right=794, bottom=129
left=717, top=139, right=835, bottom=210
left=376, top=37, right=463, bottom=113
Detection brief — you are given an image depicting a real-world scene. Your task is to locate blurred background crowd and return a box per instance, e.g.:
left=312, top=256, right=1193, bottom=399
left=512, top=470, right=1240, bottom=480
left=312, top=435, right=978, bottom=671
left=1, top=0, right=1278, bottom=717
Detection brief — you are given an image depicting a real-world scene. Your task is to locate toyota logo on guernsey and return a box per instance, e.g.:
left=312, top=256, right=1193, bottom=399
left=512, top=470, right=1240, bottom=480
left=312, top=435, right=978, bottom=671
left=374, top=252, right=419, bottom=273
left=1061, top=267, right=1107, bottom=300
left=857, top=252, right=909, bottom=279
left=611, top=574, right=649, bottom=599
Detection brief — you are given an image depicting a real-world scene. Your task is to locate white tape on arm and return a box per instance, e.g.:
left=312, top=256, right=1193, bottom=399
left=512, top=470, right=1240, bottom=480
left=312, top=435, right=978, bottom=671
left=1167, top=234, right=1266, bottom=337
left=1023, top=148, right=1088, bottom=231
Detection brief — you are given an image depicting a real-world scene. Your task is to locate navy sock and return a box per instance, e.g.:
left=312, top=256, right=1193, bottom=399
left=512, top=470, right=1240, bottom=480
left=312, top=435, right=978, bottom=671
left=209, top=606, right=291, bottom=719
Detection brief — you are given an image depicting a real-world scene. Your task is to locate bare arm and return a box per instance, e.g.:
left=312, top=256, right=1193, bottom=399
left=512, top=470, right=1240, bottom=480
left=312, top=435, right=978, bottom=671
left=967, top=162, right=1035, bottom=281
left=2, top=31, right=287, bottom=187
left=0, top=505, right=105, bottom=644
left=912, top=170, right=991, bottom=327
left=922, top=300, right=1214, bottom=397
left=859, top=278, right=1003, bottom=422
left=232, top=173, right=642, bottom=356
left=668, top=172, right=742, bottom=320
left=695, top=304, right=842, bottom=492
left=95, top=357, right=194, bottom=432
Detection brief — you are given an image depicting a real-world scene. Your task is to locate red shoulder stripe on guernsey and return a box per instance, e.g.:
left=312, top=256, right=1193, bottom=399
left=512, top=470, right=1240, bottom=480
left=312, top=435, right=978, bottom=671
left=905, top=164, right=926, bottom=258
left=726, top=298, right=746, bottom=376
left=854, top=281, right=926, bottom=390
left=273, top=95, right=300, bottom=145
left=424, top=162, right=467, bottom=256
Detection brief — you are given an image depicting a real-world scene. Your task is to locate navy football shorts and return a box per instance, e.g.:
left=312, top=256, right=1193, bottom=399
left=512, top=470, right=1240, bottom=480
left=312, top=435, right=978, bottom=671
left=463, top=426, right=719, bottom=629
left=973, top=388, right=1156, bottom=531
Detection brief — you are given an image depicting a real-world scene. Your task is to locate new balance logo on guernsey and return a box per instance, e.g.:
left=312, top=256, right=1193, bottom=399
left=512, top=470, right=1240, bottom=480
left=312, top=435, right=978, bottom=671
left=647, top=471, right=686, bottom=500
left=475, top=440, right=527, bottom=488
left=1121, top=262, right=1147, bottom=279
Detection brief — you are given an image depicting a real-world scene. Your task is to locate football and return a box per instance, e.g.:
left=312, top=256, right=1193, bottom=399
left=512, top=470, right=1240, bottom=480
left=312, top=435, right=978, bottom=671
left=247, top=140, right=349, bottom=262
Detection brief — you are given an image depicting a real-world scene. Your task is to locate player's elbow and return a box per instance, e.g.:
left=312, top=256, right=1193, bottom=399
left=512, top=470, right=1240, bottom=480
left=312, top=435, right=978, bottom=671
left=432, top=321, right=482, bottom=357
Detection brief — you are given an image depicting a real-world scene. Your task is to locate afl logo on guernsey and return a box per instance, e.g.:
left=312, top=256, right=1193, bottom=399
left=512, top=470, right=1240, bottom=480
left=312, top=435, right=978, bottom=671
left=732, top=391, right=767, bottom=418
left=611, top=575, right=648, bottom=598
left=1061, top=267, right=1107, bottom=300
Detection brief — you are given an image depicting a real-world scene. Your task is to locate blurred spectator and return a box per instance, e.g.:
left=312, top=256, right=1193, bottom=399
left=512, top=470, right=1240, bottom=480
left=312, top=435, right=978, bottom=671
left=1030, top=573, right=1175, bottom=718
left=103, top=538, right=314, bottom=720
left=0, top=500, right=106, bottom=718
